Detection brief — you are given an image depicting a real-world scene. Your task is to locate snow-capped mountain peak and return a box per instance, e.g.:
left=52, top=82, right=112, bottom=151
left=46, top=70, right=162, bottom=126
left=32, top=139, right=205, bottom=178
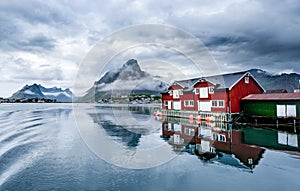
left=81, top=59, right=168, bottom=101
left=10, top=84, right=74, bottom=102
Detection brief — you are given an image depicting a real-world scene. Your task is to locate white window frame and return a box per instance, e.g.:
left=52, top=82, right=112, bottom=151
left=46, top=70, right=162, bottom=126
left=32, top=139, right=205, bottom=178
left=277, top=105, right=286, bottom=117
left=184, top=100, right=189, bottom=107
left=212, top=100, right=218, bottom=107
left=173, top=90, right=180, bottom=99
left=195, top=88, right=200, bottom=94
left=185, top=128, right=195, bottom=136
left=184, top=100, right=194, bottom=107
left=213, top=133, right=226, bottom=142
left=245, top=76, right=249, bottom=84
left=287, top=105, right=296, bottom=117
left=211, top=100, right=225, bottom=108
left=218, top=100, right=224, bottom=107
left=209, top=86, right=214, bottom=94
left=199, top=87, right=208, bottom=98
left=164, top=100, right=168, bottom=106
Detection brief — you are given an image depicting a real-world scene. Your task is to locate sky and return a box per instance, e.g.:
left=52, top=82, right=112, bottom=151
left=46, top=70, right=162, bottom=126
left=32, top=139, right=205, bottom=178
left=0, top=0, right=300, bottom=97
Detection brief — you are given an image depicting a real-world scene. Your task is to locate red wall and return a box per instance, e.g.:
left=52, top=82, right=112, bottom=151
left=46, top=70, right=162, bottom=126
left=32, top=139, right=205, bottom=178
left=181, top=93, right=197, bottom=110
left=210, top=91, right=229, bottom=112
left=169, top=84, right=183, bottom=90
left=161, top=93, right=173, bottom=109
left=194, top=81, right=214, bottom=100
left=162, top=74, right=264, bottom=113
left=229, top=75, right=264, bottom=113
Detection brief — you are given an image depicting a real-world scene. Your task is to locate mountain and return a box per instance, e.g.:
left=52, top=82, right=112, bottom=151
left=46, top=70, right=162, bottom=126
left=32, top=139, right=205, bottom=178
left=10, top=84, right=74, bottom=102
left=248, top=69, right=300, bottom=93
left=80, top=59, right=167, bottom=102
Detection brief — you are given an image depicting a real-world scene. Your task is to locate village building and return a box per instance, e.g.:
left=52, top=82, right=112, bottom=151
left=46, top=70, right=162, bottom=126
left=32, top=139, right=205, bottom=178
left=241, top=93, right=300, bottom=129
left=161, top=71, right=265, bottom=119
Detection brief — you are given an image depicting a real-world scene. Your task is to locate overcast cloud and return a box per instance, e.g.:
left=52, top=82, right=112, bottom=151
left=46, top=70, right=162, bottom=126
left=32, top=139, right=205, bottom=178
left=0, top=0, right=299, bottom=97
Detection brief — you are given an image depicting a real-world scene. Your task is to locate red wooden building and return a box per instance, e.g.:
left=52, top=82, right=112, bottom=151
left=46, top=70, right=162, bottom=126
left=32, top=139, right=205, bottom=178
left=161, top=71, right=265, bottom=114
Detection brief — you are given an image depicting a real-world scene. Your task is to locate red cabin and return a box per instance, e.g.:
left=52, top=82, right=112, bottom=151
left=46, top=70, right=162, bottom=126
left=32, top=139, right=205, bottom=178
left=161, top=71, right=265, bottom=113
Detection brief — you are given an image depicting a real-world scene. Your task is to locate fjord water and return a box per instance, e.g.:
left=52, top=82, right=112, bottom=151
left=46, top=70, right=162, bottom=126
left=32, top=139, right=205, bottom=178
left=0, top=103, right=300, bottom=191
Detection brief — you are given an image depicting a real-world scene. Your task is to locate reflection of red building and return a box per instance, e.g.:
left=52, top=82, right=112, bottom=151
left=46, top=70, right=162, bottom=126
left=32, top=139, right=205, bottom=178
left=161, top=120, right=265, bottom=169
left=161, top=71, right=265, bottom=113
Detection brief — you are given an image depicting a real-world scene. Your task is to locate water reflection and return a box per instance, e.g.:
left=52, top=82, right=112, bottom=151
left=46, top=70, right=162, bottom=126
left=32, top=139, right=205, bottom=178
left=75, top=104, right=300, bottom=170
left=239, top=126, right=300, bottom=152
left=159, top=116, right=300, bottom=171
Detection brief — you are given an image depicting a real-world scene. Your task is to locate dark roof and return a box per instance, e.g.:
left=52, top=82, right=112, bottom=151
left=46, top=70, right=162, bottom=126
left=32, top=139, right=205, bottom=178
left=204, top=71, right=246, bottom=90
left=173, top=71, right=264, bottom=91
left=242, top=93, right=300, bottom=101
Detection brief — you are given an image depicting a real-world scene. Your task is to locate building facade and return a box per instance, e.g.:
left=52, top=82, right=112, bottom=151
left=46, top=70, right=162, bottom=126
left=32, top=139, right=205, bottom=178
left=162, top=71, right=265, bottom=114
left=242, top=93, right=300, bottom=118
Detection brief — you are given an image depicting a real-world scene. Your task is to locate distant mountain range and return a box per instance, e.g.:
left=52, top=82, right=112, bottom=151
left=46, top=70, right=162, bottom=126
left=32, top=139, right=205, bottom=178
left=248, top=69, right=300, bottom=93
left=79, top=59, right=167, bottom=102
left=7, top=60, right=300, bottom=103
left=10, top=84, right=74, bottom=102
left=79, top=59, right=300, bottom=102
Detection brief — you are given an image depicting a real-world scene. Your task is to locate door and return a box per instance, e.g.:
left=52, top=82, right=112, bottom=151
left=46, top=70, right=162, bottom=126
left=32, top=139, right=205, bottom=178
left=276, top=105, right=286, bottom=117
left=173, top=101, right=181, bottom=110
left=287, top=105, right=296, bottom=117
left=168, top=101, right=172, bottom=110
left=198, top=101, right=211, bottom=111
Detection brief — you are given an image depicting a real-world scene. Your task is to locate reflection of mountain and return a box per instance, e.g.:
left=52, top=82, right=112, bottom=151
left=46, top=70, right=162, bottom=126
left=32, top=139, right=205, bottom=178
left=87, top=105, right=159, bottom=148
left=89, top=113, right=141, bottom=147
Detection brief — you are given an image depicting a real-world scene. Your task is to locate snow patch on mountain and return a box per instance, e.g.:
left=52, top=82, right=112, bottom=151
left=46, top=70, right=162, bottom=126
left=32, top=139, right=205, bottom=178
left=24, top=90, right=36, bottom=95
left=81, top=59, right=168, bottom=101
left=10, top=84, right=74, bottom=102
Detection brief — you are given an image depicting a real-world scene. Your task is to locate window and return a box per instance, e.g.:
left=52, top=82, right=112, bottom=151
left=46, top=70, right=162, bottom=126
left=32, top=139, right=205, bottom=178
left=173, top=90, right=180, bottom=98
left=185, top=128, right=189, bottom=135
left=219, top=134, right=226, bottom=142
left=212, top=100, right=218, bottom=107
left=211, top=100, right=225, bottom=108
left=164, top=100, right=168, bottom=106
left=277, top=104, right=297, bottom=117
left=213, top=133, right=226, bottom=142
left=184, top=100, right=189, bottom=106
left=168, top=90, right=173, bottom=95
left=189, top=100, right=194, bottom=106
left=199, top=87, right=208, bottom=98
left=184, top=100, right=194, bottom=107
left=185, top=128, right=195, bottom=136
left=245, top=76, right=249, bottom=84
left=218, top=100, right=224, bottom=107
left=195, top=88, right=200, bottom=94
left=209, top=86, right=214, bottom=94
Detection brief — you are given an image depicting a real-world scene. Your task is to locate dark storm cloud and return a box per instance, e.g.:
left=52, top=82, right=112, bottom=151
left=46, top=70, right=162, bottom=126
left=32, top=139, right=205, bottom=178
left=1, top=0, right=300, bottom=97
left=172, top=0, right=300, bottom=74
left=0, top=0, right=75, bottom=53
left=9, top=35, right=57, bottom=51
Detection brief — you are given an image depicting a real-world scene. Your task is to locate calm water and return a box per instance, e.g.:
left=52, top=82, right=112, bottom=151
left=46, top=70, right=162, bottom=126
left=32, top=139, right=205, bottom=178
left=0, top=103, right=300, bottom=191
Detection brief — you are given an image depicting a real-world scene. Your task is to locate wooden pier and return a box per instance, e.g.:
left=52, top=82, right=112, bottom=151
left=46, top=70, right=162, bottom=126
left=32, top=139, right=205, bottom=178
left=159, top=109, right=231, bottom=123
